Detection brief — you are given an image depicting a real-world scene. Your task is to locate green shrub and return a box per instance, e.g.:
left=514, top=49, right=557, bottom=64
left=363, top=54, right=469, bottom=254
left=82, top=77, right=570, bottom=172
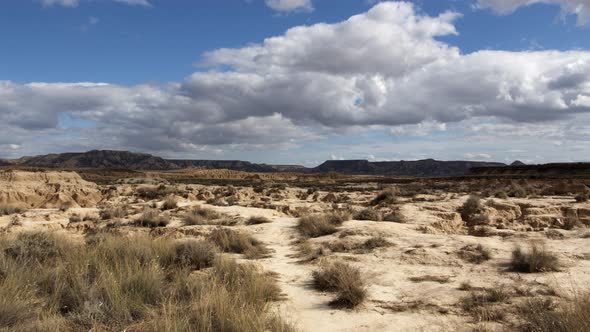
left=459, top=195, right=483, bottom=222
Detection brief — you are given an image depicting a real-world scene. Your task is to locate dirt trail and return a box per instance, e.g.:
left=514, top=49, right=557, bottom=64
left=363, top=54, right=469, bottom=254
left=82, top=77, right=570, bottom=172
left=202, top=203, right=458, bottom=331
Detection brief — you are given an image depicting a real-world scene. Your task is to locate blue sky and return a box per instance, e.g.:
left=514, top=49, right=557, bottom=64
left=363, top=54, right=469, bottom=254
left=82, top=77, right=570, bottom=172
left=1, top=0, right=590, bottom=165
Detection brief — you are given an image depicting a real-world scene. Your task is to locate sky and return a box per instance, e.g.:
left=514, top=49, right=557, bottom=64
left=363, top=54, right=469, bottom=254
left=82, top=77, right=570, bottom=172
left=1, top=0, right=590, bottom=166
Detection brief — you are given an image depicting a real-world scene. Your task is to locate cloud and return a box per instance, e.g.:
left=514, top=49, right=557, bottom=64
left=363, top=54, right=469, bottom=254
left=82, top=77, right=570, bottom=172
left=477, top=0, right=590, bottom=25
left=41, top=0, right=79, bottom=7
left=4, top=2, right=590, bottom=161
left=40, top=0, right=151, bottom=7
left=265, top=0, right=313, bottom=12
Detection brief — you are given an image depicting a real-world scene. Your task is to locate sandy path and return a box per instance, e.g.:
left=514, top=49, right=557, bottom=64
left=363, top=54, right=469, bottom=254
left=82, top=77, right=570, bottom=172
left=202, top=203, right=461, bottom=332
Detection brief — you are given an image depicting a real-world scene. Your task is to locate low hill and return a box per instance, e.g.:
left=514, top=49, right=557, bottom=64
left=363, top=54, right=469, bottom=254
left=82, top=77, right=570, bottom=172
left=312, top=159, right=505, bottom=176
left=470, top=163, right=590, bottom=177
left=3, top=150, right=514, bottom=177
left=14, top=150, right=178, bottom=170
left=168, top=160, right=276, bottom=173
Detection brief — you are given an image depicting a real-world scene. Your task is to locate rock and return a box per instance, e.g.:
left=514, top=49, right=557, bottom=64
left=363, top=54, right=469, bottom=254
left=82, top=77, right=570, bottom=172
left=0, top=170, right=101, bottom=208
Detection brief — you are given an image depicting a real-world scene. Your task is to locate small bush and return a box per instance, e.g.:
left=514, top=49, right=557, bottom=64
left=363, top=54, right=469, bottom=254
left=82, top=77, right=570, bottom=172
left=170, top=240, right=217, bottom=270
left=247, top=216, right=273, bottom=225
left=136, top=185, right=177, bottom=200
left=354, top=208, right=382, bottom=221
left=134, top=209, right=170, bottom=228
left=161, top=195, right=178, bottom=211
left=296, top=214, right=339, bottom=238
left=99, top=205, right=128, bottom=220
left=182, top=206, right=222, bottom=226
left=509, top=186, right=527, bottom=198
left=326, top=211, right=352, bottom=226
left=3, top=231, right=70, bottom=264
left=510, top=242, right=560, bottom=273
left=383, top=210, right=405, bottom=223
left=0, top=232, right=289, bottom=330
left=361, top=236, right=392, bottom=250
left=519, top=293, right=590, bottom=332
left=208, top=228, right=268, bottom=259
left=312, top=262, right=366, bottom=308
left=459, top=195, right=483, bottom=222
left=458, top=244, right=493, bottom=264
left=0, top=205, right=26, bottom=216
left=69, top=214, right=83, bottom=223
left=58, top=202, right=73, bottom=212
left=575, top=193, right=589, bottom=203
left=370, top=187, right=399, bottom=206
left=461, top=286, right=511, bottom=322
left=494, top=191, right=509, bottom=199
left=408, top=275, right=451, bottom=283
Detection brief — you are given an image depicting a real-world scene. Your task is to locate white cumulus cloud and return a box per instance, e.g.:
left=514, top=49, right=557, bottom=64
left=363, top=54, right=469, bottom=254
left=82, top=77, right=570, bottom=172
left=265, top=0, right=313, bottom=12
left=4, top=2, right=590, bottom=160
left=40, top=0, right=151, bottom=7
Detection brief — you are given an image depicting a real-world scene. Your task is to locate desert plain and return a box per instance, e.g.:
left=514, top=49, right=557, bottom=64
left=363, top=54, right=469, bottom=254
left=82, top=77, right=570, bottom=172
left=0, top=168, right=589, bottom=331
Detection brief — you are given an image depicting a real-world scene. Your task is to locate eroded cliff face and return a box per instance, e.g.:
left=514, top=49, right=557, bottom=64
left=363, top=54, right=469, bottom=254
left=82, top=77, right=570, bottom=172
left=0, top=170, right=102, bottom=208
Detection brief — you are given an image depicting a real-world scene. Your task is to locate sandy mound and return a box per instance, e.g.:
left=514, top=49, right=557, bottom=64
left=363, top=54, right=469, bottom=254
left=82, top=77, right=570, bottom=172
left=0, top=170, right=102, bottom=208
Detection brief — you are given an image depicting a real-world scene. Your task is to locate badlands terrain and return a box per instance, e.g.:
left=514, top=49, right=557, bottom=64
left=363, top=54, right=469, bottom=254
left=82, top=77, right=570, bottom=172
left=0, top=169, right=589, bottom=331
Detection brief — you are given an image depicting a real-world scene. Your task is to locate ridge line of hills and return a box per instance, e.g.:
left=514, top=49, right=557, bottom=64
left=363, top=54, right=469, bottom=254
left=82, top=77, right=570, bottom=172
left=1, top=149, right=588, bottom=177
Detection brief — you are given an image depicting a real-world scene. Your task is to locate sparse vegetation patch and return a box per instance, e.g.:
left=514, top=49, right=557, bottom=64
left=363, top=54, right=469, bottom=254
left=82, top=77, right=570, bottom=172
left=510, top=242, right=561, bottom=273
left=312, top=261, right=367, bottom=308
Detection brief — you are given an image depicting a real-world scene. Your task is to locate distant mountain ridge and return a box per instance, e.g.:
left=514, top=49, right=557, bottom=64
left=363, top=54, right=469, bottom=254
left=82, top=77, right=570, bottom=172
left=314, top=159, right=506, bottom=177
left=1, top=150, right=511, bottom=176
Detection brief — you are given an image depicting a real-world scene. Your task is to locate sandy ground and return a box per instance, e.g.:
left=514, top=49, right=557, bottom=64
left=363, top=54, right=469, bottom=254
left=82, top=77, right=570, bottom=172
left=2, top=171, right=590, bottom=331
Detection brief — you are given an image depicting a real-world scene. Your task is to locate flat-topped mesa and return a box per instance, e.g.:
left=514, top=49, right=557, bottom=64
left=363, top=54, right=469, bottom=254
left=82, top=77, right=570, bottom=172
left=313, top=159, right=505, bottom=176
left=0, top=170, right=102, bottom=208
left=168, top=160, right=277, bottom=173
left=15, top=150, right=178, bottom=170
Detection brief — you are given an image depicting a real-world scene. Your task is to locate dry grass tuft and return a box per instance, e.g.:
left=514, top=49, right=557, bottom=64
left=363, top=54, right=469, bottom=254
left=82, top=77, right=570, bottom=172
left=361, top=236, right=392, bottom=250
left=312, top=262, right=367, bottom=308
left=354, top=208, right=382, bottom=221
left=208, top=228, right=269, bottom=259
left=510, top=242, right=561, bottom=273
left=296, top=214, right=341, bottom=238
left=458, top=244, right=493, bottom=264
left=519, top=293, right=590, bottom=332
left=370, top=187, right=399, bottom=206
left=459, top=195, right=485, bottom=224
left=461, top=285, right=511, bottom=322
left=0, top=231, right=290, bottom=331
left=161, top=195, right=178, bottom=210
left=408, top=275, right=451, bottom=283
left=247, top=216, right=273, bottom=225
left=99, top=205, right=128, bottom=220
left=136, top=184, right=177, bottom=200
left=0, top=205, right=26, bottom=216
left=134, top=209, right=170, bottom=228
left=182, top=206, right=222, bottom=226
